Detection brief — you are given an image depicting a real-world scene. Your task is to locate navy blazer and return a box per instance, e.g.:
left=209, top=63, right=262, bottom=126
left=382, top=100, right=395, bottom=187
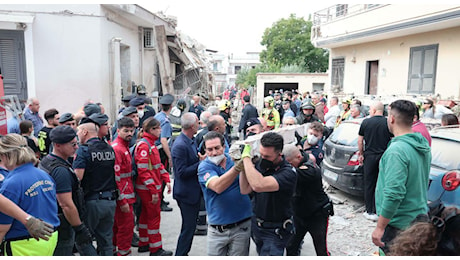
left=171, top=132, right=201, bottom=205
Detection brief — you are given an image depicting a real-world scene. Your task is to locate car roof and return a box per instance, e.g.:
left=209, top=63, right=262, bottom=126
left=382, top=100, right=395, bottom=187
left=430, top=125, right=460, bottom=142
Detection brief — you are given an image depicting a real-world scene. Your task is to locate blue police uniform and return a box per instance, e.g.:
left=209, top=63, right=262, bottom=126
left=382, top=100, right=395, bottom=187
left=73, top=137, right=117, bottom=256
left=153, top=112, right=172, bottom=147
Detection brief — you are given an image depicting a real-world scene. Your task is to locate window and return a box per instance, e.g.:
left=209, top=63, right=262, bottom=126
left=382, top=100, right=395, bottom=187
left=336, top=4, right=348, bottom=17
left=144, top=28, right=154, bottom=48
left=331, top=58, right=344, bottom=93
left=234, top=65, right=241, bottom=74
left=407, top=44, right=438, bottom=94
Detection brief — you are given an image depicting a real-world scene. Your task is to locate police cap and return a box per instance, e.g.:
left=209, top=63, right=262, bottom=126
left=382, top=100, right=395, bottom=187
left=244, top=117, right=261, bottom=132
left=122, top=94, right=135, bottom=102
left=83, top=103, right=101, bottom=117
left=159, top=94, right=174, bottom=105
left=58, top=112, right=74, bottom=123
left=50, top=125, right=76, bottom=144
left=122, top=106, right=137, bottom=116
left=129, top=97, right=145, bottom=107
left=88, top=113, right=109, bottom=126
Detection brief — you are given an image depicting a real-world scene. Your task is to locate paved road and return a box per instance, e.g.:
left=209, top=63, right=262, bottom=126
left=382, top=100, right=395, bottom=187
left=129, top=179, right=316, bottom=256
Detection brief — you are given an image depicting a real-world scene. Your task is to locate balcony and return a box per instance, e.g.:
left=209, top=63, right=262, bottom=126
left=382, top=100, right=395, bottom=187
left=311, top=4, right=460, bottom=48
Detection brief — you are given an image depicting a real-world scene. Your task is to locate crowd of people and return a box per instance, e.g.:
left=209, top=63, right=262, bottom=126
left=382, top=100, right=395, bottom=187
left=0, top=85, right=458, bottom=256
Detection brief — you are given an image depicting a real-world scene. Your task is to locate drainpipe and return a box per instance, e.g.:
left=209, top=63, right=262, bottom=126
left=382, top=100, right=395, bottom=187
left=109, top=37, right=122, bottom=124
left=139, top=27, right=144, bottom=88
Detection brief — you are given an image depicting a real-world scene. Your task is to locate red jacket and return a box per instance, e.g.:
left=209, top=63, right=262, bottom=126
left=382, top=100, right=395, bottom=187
left=134, top=132, right=170, bottom=195
left=112, top=136, right=136, bottom=205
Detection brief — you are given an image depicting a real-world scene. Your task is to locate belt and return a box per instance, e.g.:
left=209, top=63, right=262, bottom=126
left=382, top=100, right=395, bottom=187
left=210, top=217, right=250, bottom=233
left=256, top=218, right=292, bottom=229
left=85, top=190, right=117, bottom=201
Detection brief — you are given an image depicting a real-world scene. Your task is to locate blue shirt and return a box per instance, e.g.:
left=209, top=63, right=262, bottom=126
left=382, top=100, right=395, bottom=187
left=154, top=112, right=172, bottom=146
left=0, top=163, right=60, bottom=240
left=198, top=155, right=252, bottom=225
left=0, top=167, right=8, bottom=188
left=7, top=116, right=20, bottom=134
left=189, top=104, right=205, bottom=119
left=23, top=107, right=44, bottom=137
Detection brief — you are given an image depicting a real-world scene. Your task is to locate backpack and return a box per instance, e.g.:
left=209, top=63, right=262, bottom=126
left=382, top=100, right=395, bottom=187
left=131, top=138, right=152, bottom=181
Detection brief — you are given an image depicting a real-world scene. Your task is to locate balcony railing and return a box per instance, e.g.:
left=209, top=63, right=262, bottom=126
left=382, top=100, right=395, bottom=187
left=313, top=4, right=382, bottom=26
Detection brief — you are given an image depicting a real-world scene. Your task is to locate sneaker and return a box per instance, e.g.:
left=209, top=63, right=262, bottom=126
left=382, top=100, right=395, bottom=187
left=138, top=245, right=149, bottom=253
left=363, top=212, right=379, bottom=222
left=149, top=248, right=173, bottom=256
left=161, top=204, right=173, bottom=212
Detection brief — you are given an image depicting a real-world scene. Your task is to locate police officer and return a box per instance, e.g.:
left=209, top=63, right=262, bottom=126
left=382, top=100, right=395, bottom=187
left=154, top=94, right=175, bottom=212
left=239, top=132, right=297, bottom=256
left=89, top=113, right=111, bottom=142
left=58, top=113, right=77, bottom=130
left=130, top=97, right=155, bottom=127
left=283, top=144, right=333, bottom=256
left=73, top=117, right=117, bottom=256
left=39, top=126, right=97, bottom=256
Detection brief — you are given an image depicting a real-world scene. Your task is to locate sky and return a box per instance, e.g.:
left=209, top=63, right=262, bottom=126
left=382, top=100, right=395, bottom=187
left=140, top=0, right=333, bottom=55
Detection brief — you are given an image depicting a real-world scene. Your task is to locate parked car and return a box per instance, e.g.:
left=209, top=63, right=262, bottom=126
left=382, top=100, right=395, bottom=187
left=321, top=118, right=365, bottom=197
left=427, top=125, right=460, bottom=209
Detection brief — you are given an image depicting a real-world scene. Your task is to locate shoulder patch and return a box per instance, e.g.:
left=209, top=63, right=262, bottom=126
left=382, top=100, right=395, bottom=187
left=203, top=172, right=211, bottom=182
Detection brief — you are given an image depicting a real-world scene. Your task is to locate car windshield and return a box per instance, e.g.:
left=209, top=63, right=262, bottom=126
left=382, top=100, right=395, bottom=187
left=431, top=137, right=460, bottom=170
left=328, top=122, right=361, bottom=146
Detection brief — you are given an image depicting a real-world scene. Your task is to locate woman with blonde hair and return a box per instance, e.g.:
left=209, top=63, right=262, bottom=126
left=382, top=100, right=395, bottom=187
left=0, top=134, right=60, bottom=255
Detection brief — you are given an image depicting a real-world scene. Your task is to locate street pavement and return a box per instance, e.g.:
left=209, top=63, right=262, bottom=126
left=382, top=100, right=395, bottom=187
left=129, top=179, right=316, bottom=256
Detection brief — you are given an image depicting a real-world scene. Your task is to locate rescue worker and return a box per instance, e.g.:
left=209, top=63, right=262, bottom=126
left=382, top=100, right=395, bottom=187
left=154, top=94, right=175, bottom=212
left=283, top=144, right=333, bottom=256
left=134, top=117, right=173, bottom=256
left=73, top=117, right=117, bottom=256
left=169, top=99, right=187, bottom=146
left=218, top=99, right=232, bottom=144
left=261, top=96, right=280, bottom=130
left=0, top=134, right=60, bottom=255
left=38, top=108, right=60, bottom=158
left=296, top=99, right=320, bottom=125
left=39, top=126, right=96, bottom=256
left=111, top=117, right=137, bottom=256
left=335, top=98, right=352, bottom=128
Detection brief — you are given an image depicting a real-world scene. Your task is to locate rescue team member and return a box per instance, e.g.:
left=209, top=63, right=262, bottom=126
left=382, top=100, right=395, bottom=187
left=198, top=131, right=251, bottom=256
left=39, top=126, right=96, bottom=256
left=134, top=117, right=173, bottom=256
left=111, top=117, right=136, bottom=256
left=171, top=112, right=205, bottom=256
left=169, top=99, right=187, bottom=146
left=283, top=144, right=333, bottom=256
left=261, top=96, right=280, bottom=130
left=38, top=108, right=60, bottom=158
left=239, top=132, right=296, bottom=256
left=0, top=134, right=60, bottom=256
left=73, top=118, right=117, bottom=256
left=154, top=94, right=174, bottom=212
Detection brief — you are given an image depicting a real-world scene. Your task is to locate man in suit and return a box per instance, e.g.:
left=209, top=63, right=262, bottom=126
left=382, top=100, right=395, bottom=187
left=238, top=95, right=258, bottom=139
left=171, top=112, right=206, bottom=256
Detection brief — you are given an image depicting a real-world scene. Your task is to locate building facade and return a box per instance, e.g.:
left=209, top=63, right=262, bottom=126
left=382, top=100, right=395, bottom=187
left=311, top=4, right=460, bottom=100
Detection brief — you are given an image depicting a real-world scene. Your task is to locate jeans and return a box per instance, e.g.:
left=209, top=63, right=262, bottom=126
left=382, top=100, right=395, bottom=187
left=175, top=200, right=200, bottom=256
left=207, top=218, right=251, bottom=256
left=53, top=214, right=97, bottom=256
left=85, top=199, right=116, bottom=256
left=250, top=216, right=292, bottom=256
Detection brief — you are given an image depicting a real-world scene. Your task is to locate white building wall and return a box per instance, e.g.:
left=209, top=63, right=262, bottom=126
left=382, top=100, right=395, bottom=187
left=332, top=26, right=460, bottom=99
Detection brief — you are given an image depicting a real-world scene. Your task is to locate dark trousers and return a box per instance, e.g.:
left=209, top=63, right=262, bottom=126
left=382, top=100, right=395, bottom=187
left=363, top=153, right=383, bottom=214
left=175, top=200, right=200, bottom=256
left=251, top=216, right=292, bottom=256
left=159, top=148, right=170, bottom=205
left=286, top=214, right=330, bottom=256
left=196, top=190, right=207, bottom=231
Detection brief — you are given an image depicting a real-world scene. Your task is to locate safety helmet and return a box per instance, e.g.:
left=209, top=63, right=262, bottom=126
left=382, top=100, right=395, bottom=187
left=176, top=99, right=187, bottom=111
left=342, top=98, right=352, bottom=105
left=218, top=100, right=231, bottom=111
left=136, top=84, right=146, bottom=95
left=301, top=99, right=315, bottom=110
left=264, top=96, right=275, bottom=107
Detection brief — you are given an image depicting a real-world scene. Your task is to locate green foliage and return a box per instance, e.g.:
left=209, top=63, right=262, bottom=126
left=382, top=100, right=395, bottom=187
left=260, top=14, right=329, bottom=72
left=236, top=63, right=281, bottom=88
left=280, top=64, right=305, bottom=73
